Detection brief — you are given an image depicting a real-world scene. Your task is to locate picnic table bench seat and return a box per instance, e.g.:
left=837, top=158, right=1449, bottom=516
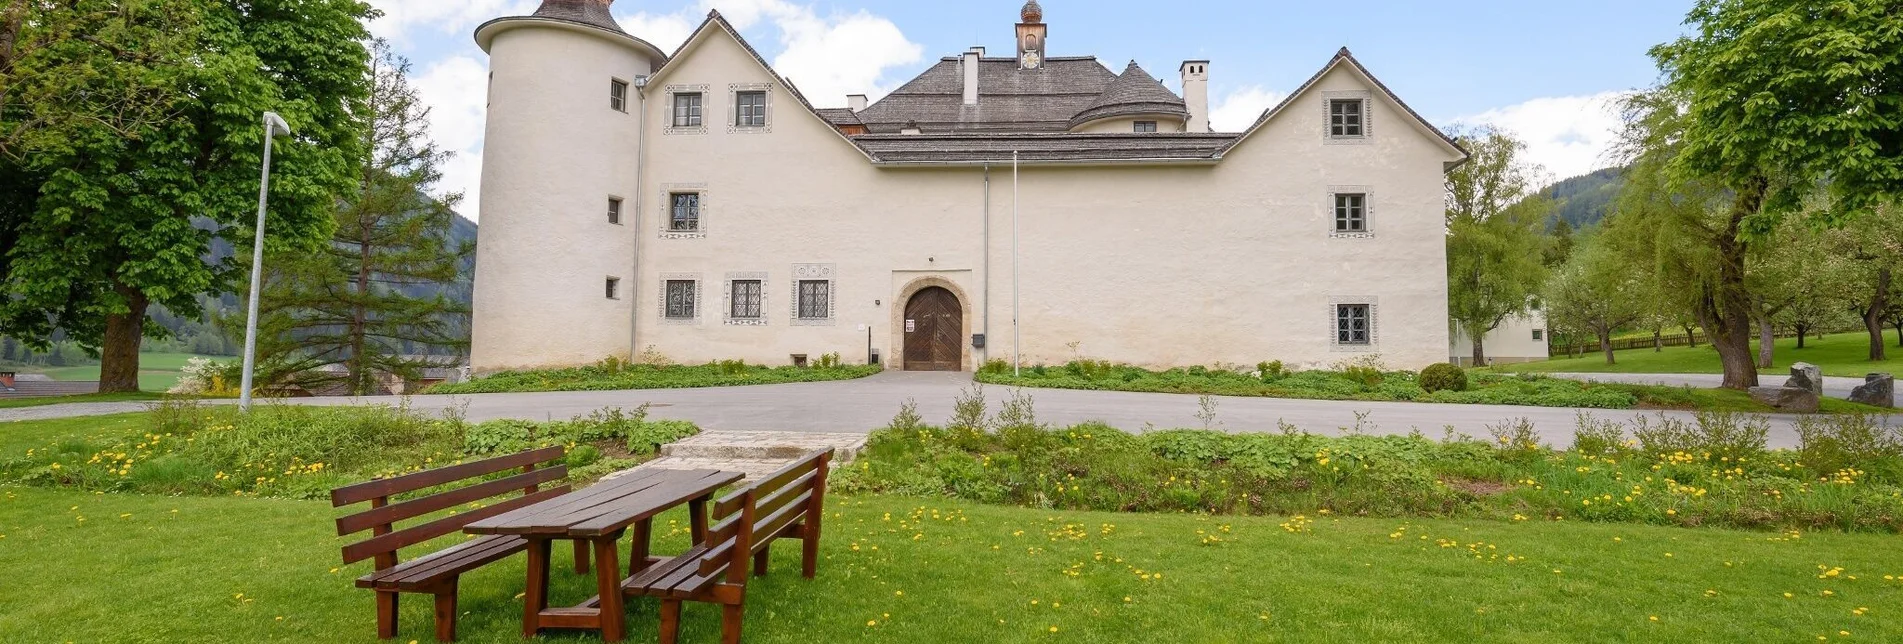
left=624, top=449, right=833, bottom=644
left=331, top=445, right=588, bottom=642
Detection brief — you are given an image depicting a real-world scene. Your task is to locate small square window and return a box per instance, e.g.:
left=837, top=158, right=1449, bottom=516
left=797, top=280, right=831, bottom=319
left=1334, top=193, right=1366, bottom=233
left=605, top=277, right=620, bottom=300
left=672, top=92, right=703, bottom=127
left=1336, top=304, right=1371, bottom=345
left=1329, top=99, right=1363, bottom=137
left=735, top=90, right=767, bottom=128
left=607, top=197, right=622, bottom=225
left=669, top=193, right=700, bottom=232
left=1533, top=329, right=1545, bottom=342
left=729, top=279, right=762, bottom=319
left=610, top=79, right=628, bottom=112
left=1133, top=121, right=1157, bottom=133
left=665, top=280, right=697, bottom=319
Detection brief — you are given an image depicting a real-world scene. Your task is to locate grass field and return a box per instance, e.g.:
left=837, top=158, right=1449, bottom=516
left=4, top=352, right=221, bottom=392
left=0, top=391, right=167, bottom=410
left=1515, top=331, right=1903, bottom=378
left=1, top=486, right=1899, bottom=643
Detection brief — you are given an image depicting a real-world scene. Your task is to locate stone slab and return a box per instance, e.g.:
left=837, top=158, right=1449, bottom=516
left=1849, top=373, right=1895, bottom=409
left=1748, top=386, right=1819, bottom=413
left=1784, top=362, right=1823, bottom=396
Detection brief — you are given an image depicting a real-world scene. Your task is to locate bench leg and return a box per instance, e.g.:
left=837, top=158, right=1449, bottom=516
left=720, top=602, right=746, bottom=644
left=802, top=515, right=822, bottom=579
left=375, top=591, right=398, bottom=639
left=433, top=582, right=459, bottom=642
left=752, top=543, right=770, bottom=577
left=659, top=600, right=682, bottom=644
left=573, top=539, right=591, bottom=574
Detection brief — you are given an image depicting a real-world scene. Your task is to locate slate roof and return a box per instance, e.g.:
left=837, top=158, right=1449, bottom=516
left=855, top=56, right=1131, bottom=133
left=854, top=132, right=1237, bottom=164
left=1069, top=61, right=1189, bottom=129
left=815, top=108, right=863, bottom=127
left=530, top=0, right=624, bottom=34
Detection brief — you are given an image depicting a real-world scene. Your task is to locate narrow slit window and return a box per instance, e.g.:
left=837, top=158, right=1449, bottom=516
left=607, top=197, right=622, bottom=225
left=604, top=277, right=620, bottom=300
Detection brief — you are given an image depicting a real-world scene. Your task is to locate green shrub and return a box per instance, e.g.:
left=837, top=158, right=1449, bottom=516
left=1570, top=412, right=1631, bottom=457
left=431, top=360, right=879, bottom=394
left=465, top=419, right=539, bottom=454
left=1256, top=360, right=1286, bottom=381
left=1418, top=363, right=1468, bottom=393
left=1795, top=414, right=1901, bottom=480
left=1340, top=365, right=1384, bottom=389
left=567, top=444, right=602, bottom=468
left=978, top=359, right=1011, bottom=375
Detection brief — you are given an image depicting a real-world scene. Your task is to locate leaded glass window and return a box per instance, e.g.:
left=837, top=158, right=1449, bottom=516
left=665, top=280, right=696, bottom=319
left=730, top=280, right=762, bottom=319
left=1337, top=304, right=1370, bottom=345
left=669, top=193, right=700, bottom=231
left=1329, top=99, right=1363, bottom=137
left=797, top=280, right=830, bottom=319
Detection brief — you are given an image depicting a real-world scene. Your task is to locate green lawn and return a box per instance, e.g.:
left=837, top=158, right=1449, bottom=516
left=1, top=486, right=1899, bottom=643
left=1513, top=331, right=1903, bottom=378
left=0, top=391, right=168, bottom=410
left=0, top=412, right=147, bottom=454
left=5, top=351, right=221, bottom=392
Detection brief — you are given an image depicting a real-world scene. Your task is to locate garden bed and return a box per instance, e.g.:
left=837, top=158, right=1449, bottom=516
left=973, top=360, right=1881, bottom=413
left=429, top=356, right=880, bottom=394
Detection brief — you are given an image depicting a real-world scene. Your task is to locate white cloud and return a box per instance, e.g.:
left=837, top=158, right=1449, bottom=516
left=365, top=0, right=536, bottom=44
left=618, top=1, right=923, bottom=107
left=1448, top=92, right=1629, bottom=184
left=1208, top=86, right=1286, bottom=133
left=413, top=56, right=491, bottom=220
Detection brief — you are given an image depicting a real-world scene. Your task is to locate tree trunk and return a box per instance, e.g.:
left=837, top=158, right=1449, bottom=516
left=1705, top=179, right=1764, bottom=390
left=350, top=236, right=372, bottom=396
left=1470, top=334, right=1487, bottom=368
left=1599, top=329, right=1616, bottom=365
left=1796, top=324, right=1809, bottom=349
left=98, top=282, right=149, bottom=393
left=1684, top=325, right=1698, bottom=348
left=1865, top=267, right=1891, bottom=362
left=1653, top=329, right=1663, bottom=352
left=1757, top=317, right=1776, bottom=369
left=1894, top=319, right=1903, bottom=348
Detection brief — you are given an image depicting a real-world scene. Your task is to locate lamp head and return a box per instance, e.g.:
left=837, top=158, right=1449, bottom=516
left=264, top=112, right=292, bottom=138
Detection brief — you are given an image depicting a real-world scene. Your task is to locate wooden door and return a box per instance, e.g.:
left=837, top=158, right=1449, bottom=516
left=902, top=287, right=962, bottom=371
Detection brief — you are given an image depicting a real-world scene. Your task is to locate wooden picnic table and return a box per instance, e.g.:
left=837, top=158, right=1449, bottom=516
left=464, top=468, right=744, bottom=642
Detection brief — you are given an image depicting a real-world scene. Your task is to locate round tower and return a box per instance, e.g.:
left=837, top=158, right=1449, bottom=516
left=471, top=0, right=666, bottom=373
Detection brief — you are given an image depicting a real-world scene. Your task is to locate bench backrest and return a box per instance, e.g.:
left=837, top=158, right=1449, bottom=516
left=331, top=446, right=570, bottom=569
left=696, top=449, right=832, bottom=582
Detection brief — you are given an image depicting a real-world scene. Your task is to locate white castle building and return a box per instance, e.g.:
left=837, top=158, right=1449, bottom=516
left=469, top=0, right=1470, bottom=374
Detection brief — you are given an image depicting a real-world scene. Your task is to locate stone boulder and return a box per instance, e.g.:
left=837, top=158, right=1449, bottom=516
left=1784, top=362, right=1823, bottom=396
left=1848, top=373, right=1895, bottom=409
left=1749, top=386, right=1820, bottom=413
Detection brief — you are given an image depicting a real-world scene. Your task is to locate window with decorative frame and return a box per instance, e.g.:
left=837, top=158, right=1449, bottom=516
left=669, top=193, right=700, bottom=232
left=725, top=275, right=766, bottom=325
left=672, top=92, right=703, bottom=127
left=1329, top=98, right=1364, bottom=137
left=735, top=91, right=767, bottom=127
left=663, top=279, right=698, bottom=321
left=1334, top=193, right=1366, bottom=233
left=797, top=280, right=831, bottom=320
left=1335, top=303, right=1372, bottom=346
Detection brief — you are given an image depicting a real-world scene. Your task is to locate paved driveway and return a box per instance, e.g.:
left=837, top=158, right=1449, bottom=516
left=0, top=371, right=1855, bottom=448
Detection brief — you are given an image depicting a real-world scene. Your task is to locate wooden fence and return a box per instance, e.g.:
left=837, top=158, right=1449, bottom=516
left=1551, top=326, right=1864, bottom=359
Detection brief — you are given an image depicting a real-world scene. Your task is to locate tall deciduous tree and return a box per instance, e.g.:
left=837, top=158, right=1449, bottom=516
left=247, top=42, right=470, bottom=396
left=1445, top=126, right=1552, bottom=366
left=1822, top=203, right=1903, bottom=361
left=0, top=0, right=372, bottom=392
left=1629, top=0, right=1903, bottom=389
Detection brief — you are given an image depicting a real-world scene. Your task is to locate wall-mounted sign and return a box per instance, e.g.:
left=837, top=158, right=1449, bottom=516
left=905, top=319, right=915, bottom=333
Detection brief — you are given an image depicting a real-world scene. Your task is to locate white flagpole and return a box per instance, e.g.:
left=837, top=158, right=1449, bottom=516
left=1012, top=151, right=1020, bottom=377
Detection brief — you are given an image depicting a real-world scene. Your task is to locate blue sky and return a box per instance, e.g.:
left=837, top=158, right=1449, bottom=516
left=367, top=0, right=1696, bottom=220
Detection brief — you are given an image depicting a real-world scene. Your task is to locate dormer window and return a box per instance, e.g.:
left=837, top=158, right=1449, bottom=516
left=1133, top=121, right=1157, bottom=133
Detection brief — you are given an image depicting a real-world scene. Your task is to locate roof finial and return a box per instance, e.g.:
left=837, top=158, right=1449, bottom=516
left=1021, top=0, right=1043, bottom=23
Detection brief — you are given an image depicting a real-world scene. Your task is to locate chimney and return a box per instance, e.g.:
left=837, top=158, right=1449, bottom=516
left=847, top=94, right=868, bottom=112
left=962, top=47, right=983, bottom=105
left=1181, top=60, right=1210, bottom=132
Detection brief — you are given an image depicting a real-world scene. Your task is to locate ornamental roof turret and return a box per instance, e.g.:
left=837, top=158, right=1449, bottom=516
left=531, top=0, right=626, bottom=34
left=1021, top=0, right=1043, bottom=23
left=1069, top=60, right=1189, bottom=129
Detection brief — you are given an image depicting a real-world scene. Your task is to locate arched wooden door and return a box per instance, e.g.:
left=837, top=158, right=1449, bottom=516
left=902, top=286, right=962, bottom=371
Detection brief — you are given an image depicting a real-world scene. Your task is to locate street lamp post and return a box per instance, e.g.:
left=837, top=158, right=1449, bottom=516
left=239, top=111, right=292, bottom=412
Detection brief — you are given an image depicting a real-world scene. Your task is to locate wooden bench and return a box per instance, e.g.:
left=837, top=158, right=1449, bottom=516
left=623, top=450, right=832, bottom=644
left=332, top=446, right=590, bottom=641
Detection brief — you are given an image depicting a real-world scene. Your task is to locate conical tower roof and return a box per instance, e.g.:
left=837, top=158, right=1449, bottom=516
left=1069, top=61, right=1188, bottom=129
left=531, top=0, right=627, bottom=34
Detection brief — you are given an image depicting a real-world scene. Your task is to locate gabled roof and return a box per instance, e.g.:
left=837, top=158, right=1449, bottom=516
left=815, top=108, right=863, bottom=127
left=855, top=57, right=1119, bottom=133
left=1069, top=61, right=1189, bottom=129
left=1219, top=48, right=1467, bottom=163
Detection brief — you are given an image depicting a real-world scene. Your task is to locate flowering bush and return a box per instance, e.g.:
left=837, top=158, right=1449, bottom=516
left=167, top=357, right=241, bottom=396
